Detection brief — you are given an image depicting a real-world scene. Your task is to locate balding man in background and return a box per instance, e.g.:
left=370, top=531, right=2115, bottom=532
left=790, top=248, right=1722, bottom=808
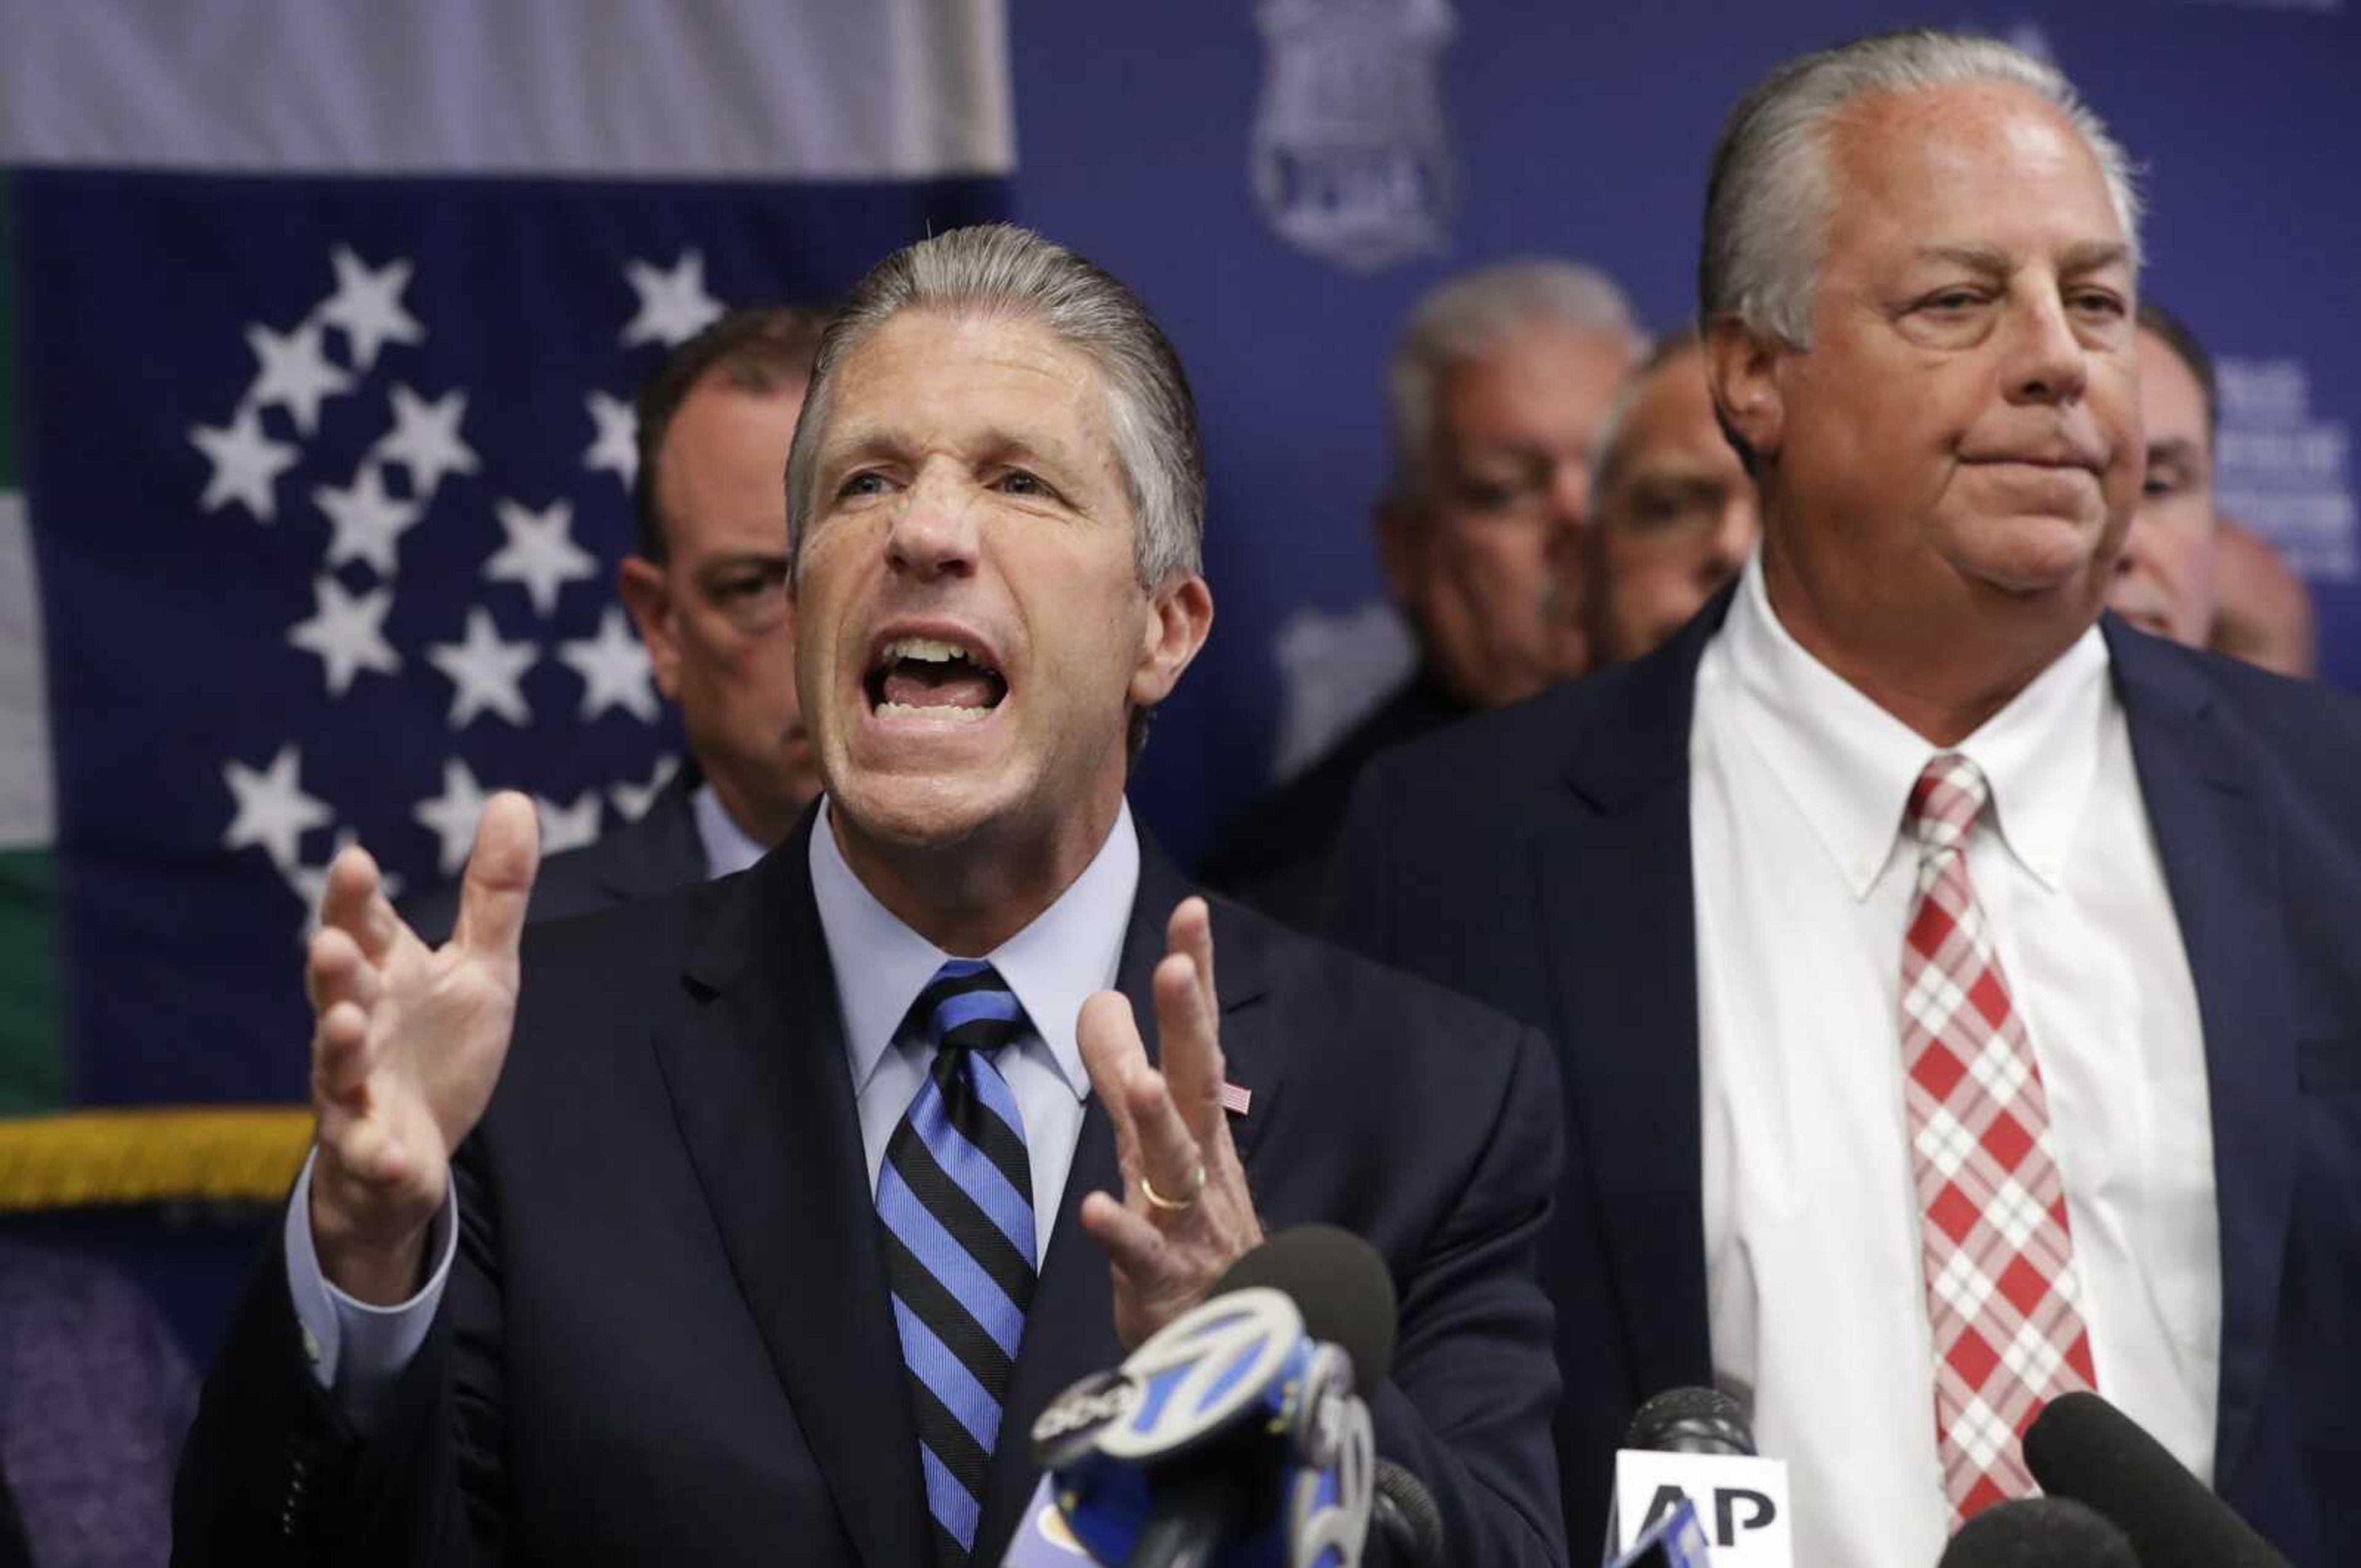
left=406, top=307, right=827, bottom=939
left=1203, top=260, right=1638, bottom=923
left=1568, top=331, right=1758, bottom=667
left=1329, top=30, right=2360, bottom=1564
left=2108, top=301, right=2221, bottom=650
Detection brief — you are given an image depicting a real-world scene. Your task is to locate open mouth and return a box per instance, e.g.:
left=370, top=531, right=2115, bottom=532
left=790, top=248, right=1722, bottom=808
left=865, top=635, right=1008, bottom=723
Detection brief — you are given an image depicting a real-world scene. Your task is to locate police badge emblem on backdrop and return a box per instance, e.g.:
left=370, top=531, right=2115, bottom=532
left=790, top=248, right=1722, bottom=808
left=1252, top=0, right=1458, bottom=274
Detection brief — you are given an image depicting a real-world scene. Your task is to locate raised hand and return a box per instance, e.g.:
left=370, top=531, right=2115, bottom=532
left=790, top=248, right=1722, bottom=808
left=1077, top=896, right=1264, bottom=1349
left=306, top=792, right=539, bottom=1305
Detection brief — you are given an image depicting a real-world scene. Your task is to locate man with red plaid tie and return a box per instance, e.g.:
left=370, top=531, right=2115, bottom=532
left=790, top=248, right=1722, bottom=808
left=1327, top=28, right=2361, bottom=1567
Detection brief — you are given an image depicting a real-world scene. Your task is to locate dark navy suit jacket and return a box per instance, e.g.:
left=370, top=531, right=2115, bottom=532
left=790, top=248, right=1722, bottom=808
left=173, top=812, right=1570, bottom=1568
left=1325, top=589, right=2361, bottom=1563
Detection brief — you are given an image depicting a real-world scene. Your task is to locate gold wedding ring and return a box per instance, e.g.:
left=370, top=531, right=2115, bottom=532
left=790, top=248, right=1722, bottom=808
left=1141, top=1161, right=1206, bottom=1214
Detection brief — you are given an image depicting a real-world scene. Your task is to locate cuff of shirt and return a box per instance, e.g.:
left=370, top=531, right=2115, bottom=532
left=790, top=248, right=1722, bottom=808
left=283, top=1146, right=459, bottom=1425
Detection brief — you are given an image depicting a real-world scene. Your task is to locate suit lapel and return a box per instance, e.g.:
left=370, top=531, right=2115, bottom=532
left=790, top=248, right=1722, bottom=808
left=2106, top=624, right=2298, bottom=1489
left=974, top=835, right=1276, bottom=1556
left=596, top=768, right=711, bottom=903
left=649, top=816, right=931, bottom=1568
left=1538, top=599, right=1726, bottom=1397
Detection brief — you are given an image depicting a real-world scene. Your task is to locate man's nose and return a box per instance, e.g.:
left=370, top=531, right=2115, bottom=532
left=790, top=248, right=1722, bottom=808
left=1548, top=460, right=1593, bottom=530
left=1700, top=495, right=1758, bottom=584
left=885, top=471, right=981, bottom=580
left=2002, top=288, right=2091, bottom=408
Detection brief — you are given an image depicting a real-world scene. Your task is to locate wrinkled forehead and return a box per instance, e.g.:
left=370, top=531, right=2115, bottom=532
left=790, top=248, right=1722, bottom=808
left=1829, top=93, right=2101, bottom=249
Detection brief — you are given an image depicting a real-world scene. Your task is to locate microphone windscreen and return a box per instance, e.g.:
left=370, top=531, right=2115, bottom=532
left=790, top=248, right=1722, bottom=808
left=1936, top=1498, right=2137, bottom=1567
left=1370, top=1457, right=1444, bottom=1567
left=1624, top=1386, right=1757, bottom=1456
left=1212, top=1224, right=1398, bottom=1386
left=2023, top=1391, right=2290, bottom=1568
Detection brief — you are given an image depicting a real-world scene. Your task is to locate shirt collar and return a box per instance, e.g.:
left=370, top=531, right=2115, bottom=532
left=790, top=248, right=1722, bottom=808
left=1720, top=550, right=2112, bottom=899
left=807, top=796, right=1137, bottom=1104
left=691, top=781, right=772, bottom=879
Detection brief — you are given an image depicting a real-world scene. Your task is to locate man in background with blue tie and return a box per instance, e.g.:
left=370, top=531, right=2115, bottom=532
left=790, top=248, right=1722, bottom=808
left=173, top=224, right=1566, bottom=1568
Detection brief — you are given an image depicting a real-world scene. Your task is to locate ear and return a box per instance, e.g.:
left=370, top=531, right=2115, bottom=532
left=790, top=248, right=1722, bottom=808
left=616, top=556, right=685, bottom=701
left=1129, top=573, right=1214, bottom=709
left=1705, top=315, right=1789, bottom=467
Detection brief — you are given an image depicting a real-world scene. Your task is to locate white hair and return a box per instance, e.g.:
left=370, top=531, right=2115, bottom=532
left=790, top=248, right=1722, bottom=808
left=1701, top=29, right=2143, bottom=349
left=786, top=223, right=1204, bottom=587
left=1386, top=259, right=1639, bottom=500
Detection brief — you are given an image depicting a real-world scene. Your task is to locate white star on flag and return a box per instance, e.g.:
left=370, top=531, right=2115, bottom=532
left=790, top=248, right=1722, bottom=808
left=221, top=744, right=334, bottom=869
left=189, top=404, right=300, bottom=522
left=427, top=607, right=538, bottom=728
left=319, top=246, right=424, bottom=371
left=621, top=250, right=725, bottom=347
left=287, top=575, right=401, bottom=695
left=314, top=461, right=423, bottom=577
left=484, top=497, right=598, bottom=618
left=536, top=791, right=606, bottom=855
left=558, top=607, right=660, bottom=723
left=245, top=319, right=354, bottom=436
left=584, top=391, right=638, bottom=488
left=413, top=758, right=493, bottom=877
left=611, top=754, right=682, bottom=821
left=373, top=384, right=480, bottom=502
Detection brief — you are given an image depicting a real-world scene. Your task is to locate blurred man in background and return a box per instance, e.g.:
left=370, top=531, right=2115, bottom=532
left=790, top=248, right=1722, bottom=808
left=2211, top=518, right=2319, bottom=677
left=408, top=307, right=827, bottom=938
left=2109, top=303, right=2319, bottom=679
left=2108, top=301, right=2219, bottom=648
left=1570, top=331, right=1758, bottom=666
left=1203, top=260, right=1639, bottom=923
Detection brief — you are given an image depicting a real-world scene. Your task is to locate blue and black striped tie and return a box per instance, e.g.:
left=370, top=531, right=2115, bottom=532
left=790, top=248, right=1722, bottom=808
left=877, top=959, right=1037, bottom=1566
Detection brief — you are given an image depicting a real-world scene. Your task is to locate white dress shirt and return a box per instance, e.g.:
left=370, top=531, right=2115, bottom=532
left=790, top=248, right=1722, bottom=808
left=286, top=796, right=1134, bottom=1417
left=691, top=779, right=771, bottom=878
left=1690, top=555, right=2221, bottom=1567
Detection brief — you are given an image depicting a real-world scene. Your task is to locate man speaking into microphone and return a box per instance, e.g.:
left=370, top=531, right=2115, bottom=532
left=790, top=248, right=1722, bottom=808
left=172, top=224, right=1564, bottom=1568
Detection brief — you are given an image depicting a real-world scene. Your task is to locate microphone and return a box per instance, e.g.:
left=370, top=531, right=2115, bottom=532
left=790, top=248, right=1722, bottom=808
left=1022, top=1226, right=1396, bottom=1568
left=1626, top=1387, right=1755, bottom=1456
left=1935, top=1499, right=2137, bottom=1567
left=1370, top=1460, right=1442, bottom=1568
left=2023, top=1391, right=2290, bottom=1568
left=1604, top=1496, right=1712, bottom=1567
left=1605, top=1387, right=1792, bottom=1566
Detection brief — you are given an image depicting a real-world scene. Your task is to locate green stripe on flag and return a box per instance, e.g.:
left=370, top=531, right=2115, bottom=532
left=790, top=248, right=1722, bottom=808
left=0, top=849, right=61, bottom=1114
left=0, top=171, right=61, bottom=1114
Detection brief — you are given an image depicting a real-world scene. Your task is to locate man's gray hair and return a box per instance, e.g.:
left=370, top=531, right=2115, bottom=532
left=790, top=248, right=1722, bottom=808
left=786, top=223, right=1204, bottom=586
left=1386, top=259, right=1639, bottom=501
left=1700, top=29, right=2143, bottom=349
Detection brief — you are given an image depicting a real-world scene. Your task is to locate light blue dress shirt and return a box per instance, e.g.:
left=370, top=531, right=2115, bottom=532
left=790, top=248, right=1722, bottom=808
left=284, top=797, right=1136, bottom=1422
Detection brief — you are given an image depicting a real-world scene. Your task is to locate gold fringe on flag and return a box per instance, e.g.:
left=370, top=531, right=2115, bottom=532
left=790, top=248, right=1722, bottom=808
left=0, top=1106, right=313, bottom=1210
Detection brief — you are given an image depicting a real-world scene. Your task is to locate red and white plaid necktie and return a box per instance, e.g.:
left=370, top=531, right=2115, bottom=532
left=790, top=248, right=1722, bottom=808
left=1899, top=753, right=2095, bottom=1524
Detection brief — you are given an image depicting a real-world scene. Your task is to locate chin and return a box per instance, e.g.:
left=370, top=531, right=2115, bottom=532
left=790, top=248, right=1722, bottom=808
left=1953, top=513, right=2111, bottom=597
left=829, top=768, right=1011, bottom=851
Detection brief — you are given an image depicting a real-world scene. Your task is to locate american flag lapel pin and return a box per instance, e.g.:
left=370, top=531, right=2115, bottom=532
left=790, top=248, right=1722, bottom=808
left=1220, top=1081, right=1252, bottom=1116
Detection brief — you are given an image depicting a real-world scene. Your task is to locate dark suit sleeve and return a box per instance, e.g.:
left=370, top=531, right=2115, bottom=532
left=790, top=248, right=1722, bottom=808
left=172, top=1155, right=510, bottom=1567
left=1367, top=1020, right=1568, bottom=1568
